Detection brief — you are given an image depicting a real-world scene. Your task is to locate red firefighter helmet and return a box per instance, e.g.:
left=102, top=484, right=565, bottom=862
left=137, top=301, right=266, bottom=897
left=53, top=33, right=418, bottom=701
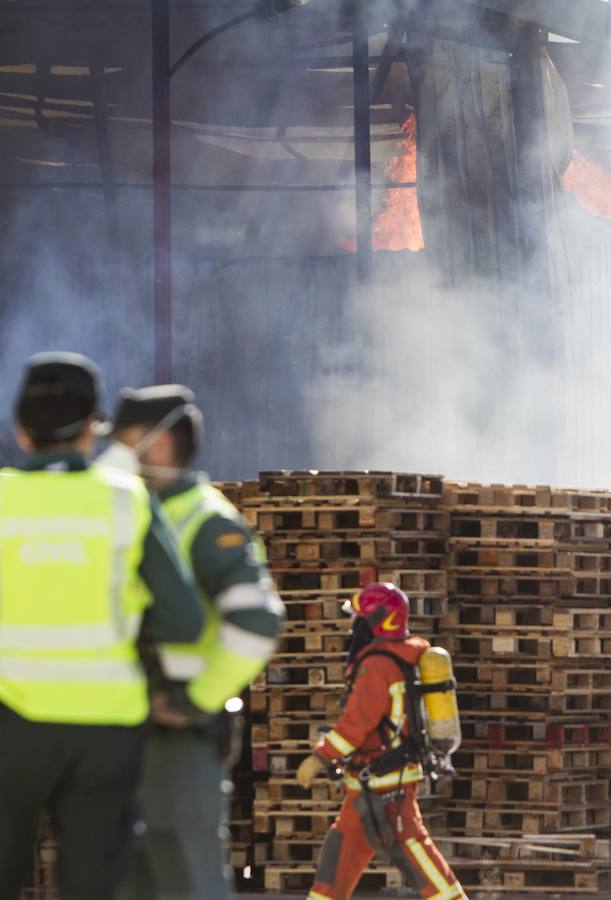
left=350, top=582, right=409, bottom=638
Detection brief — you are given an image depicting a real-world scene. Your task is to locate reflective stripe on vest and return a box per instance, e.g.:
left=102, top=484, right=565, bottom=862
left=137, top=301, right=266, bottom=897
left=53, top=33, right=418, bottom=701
left=388, top=679, right=407, bottom=749
left=0, top=616, right=142, bottom=651
left=0, top=466, right=152, bottom=725
left=219, top=622, right=276, bottom=660
left=160, top=482, right=240, bottom=680
left=161, top=482, right=274, bottom=681
left=159, top=648, right=203, bottom=680
left=326, top=729, right=356, bottom=757
left=216, top=583, right=267, bottom=613
left=0, top=657, right=143, bottom=682
left=343, top=764, right=424, bottom=792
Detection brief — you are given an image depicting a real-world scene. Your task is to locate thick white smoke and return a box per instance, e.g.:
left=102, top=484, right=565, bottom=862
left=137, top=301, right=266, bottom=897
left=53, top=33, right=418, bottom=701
left=307, top=202, right=611, bottom=489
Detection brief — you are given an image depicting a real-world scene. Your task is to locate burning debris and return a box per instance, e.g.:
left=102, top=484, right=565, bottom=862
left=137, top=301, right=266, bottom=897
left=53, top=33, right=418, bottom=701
left=373, top=113, right=424, bottom=253
left=563, top=150, right=611, bottom=220
left=342, top=113, right=424, bottom=254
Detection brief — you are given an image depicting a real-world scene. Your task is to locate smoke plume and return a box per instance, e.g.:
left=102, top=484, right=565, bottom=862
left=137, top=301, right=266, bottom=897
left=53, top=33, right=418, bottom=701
left=307, top=199, right=611, bottom=489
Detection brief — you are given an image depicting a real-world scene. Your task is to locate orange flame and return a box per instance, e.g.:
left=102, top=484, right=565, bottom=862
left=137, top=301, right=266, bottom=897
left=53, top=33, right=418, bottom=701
left=562, top=150, right=611, bottom=219
left=372, top=114, right=423, bottom=252
left=341, top=113, right=424, bottom=254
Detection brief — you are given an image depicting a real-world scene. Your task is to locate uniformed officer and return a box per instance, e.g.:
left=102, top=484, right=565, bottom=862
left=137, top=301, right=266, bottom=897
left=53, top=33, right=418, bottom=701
left=103, top=385, right=285, bottom=900
left=0, top=353, right=203, bottom=900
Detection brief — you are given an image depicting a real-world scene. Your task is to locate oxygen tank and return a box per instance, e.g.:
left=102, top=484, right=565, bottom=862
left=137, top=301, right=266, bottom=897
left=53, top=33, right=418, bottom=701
left=418, top=647, right=461, bottom=756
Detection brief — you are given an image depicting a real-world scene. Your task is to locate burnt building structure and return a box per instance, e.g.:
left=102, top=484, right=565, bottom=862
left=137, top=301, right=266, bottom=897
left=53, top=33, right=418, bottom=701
left=0, top=1, right=609, bottom=481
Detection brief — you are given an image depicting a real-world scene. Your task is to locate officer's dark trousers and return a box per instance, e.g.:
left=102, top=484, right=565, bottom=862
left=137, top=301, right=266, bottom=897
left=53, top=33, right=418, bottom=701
left=119, top=729, right=233, bottom=900
left=0, top=703, right=143, bottom=900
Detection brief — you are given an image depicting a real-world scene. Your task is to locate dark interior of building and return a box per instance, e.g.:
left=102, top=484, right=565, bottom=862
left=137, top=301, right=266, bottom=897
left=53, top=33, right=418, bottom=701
left=0, top=0, right=609, bottom=483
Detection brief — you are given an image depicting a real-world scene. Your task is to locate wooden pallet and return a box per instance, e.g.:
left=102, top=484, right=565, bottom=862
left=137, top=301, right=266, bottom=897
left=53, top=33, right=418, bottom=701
left=439, top=632, right=555, bottom=659
left=450, top=547, right=565, bottom=570
left=442, top=602, right=555, bottom=628
left=271, top=565, right=373, bottom=593
left=244, top=471, right=611, bottom=891
left=212, top=480, right=246, bottom=506
left=571, top=575, right=611, bottom=598
left=443, top=481, right=611, bottom=514
left=444, top=802, right=611, bottom=834
left=454, top=744, right=611, bottom=776
left=255, top=779, right=344, bottom=805
left=448, top=858, right=611, bottom=894
left=455, top=661, right=611, bottom=691
left=252, top=714, right=333, bottom=745
left=448, top=572, right=564, bottom=598
left=457, top=689, right=611, bottom=716
left=375, top=567, right=448, bottom=595
left=440, top=630, right=611, bottom=659
left=451, top=518, right=611, bottom=549
left=281, top=617, right=350, bottom=635
left=461, top=719, right=611, bottom=746
left=251, top=689, right=341, bottom=718
left=276, top=632, right=348, bottom=655
left=271, top=592, right=351, bottom=619
left=558, top=549, right=611, bottom=571
left=267, top=534, right=394, bottom=564
left=450, top=514, right=560, bottom=544
left=438, top=833, right=611, bottom=862
left=252, top=745, right=327, bottom=774
left=254, top=660, right=344, bottom=689
left=436, top=834, right=611, bottom=893
left=450, top=775, right=609, bottom=806
left=229, top=840, right=252, bottom=869
left=263, top=861, right=405, bottom=892
left=256, top=470, right=444, bottom=500
left=562, top=518, right=611, bottom=542
left=555, top=608, right=611, bottom=630
left=244, top=501, right=449, bottom=535
left=254, top=804, right=340, bottom=838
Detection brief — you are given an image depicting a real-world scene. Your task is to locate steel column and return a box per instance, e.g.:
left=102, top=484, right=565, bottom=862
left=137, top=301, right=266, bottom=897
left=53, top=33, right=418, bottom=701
left=510, top=24, right=554, bottom=300
left=152, top=0, right=172, bottom=383
left=352, top=3, right=372, bottom=284
left=91, top=61, right=120, bottom=258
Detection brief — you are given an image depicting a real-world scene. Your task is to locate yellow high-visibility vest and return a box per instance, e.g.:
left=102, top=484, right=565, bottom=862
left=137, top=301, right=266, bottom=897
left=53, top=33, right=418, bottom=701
left=160, top=482, right=274, bottom=711
left=160, top=483, right=240, bottom=679
left=0, top=464, right=153, bottom=725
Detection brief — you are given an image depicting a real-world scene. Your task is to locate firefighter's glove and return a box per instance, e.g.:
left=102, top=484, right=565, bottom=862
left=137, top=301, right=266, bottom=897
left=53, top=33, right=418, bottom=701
left=296, top=754, right=325, bottom=789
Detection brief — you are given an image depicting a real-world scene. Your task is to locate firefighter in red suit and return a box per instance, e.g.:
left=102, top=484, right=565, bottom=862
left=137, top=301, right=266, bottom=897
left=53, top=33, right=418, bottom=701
left=296, top=583, right=468, bottom=900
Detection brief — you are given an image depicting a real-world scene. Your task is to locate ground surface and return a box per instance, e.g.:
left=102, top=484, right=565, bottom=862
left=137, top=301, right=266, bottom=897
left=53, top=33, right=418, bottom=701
left=239, top=894, right=611, bottom=899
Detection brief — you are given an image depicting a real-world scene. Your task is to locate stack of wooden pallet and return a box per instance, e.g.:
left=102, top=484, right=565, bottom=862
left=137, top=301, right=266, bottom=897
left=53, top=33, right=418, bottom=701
left=21, top=825, right=56, bottom=900
left=438, top=481, right=611, bottom=894
left=240, top=469, right=451, bottom=894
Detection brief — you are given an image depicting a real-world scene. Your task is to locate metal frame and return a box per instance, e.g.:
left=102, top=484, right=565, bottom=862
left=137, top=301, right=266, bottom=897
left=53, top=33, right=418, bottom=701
left=2, top=0, right=600, bottom=378
left=149, top=0, right=386, bottom=379
left=152, top=0, right=172, bottom=383
left=352, top=1, right=373, bottom=284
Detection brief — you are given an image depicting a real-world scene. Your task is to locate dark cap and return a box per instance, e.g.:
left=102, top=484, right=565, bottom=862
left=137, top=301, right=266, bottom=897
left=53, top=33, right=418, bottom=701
left=16, top=352, right=103, bottom=442
left=111, top=384, right=202, bottom=434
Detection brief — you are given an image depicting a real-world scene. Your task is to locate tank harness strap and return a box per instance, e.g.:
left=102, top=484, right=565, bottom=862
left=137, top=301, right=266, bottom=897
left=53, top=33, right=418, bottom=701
left=344, top=649, right=425, bottom=784
left=418, top=678, right=456, bottom=694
